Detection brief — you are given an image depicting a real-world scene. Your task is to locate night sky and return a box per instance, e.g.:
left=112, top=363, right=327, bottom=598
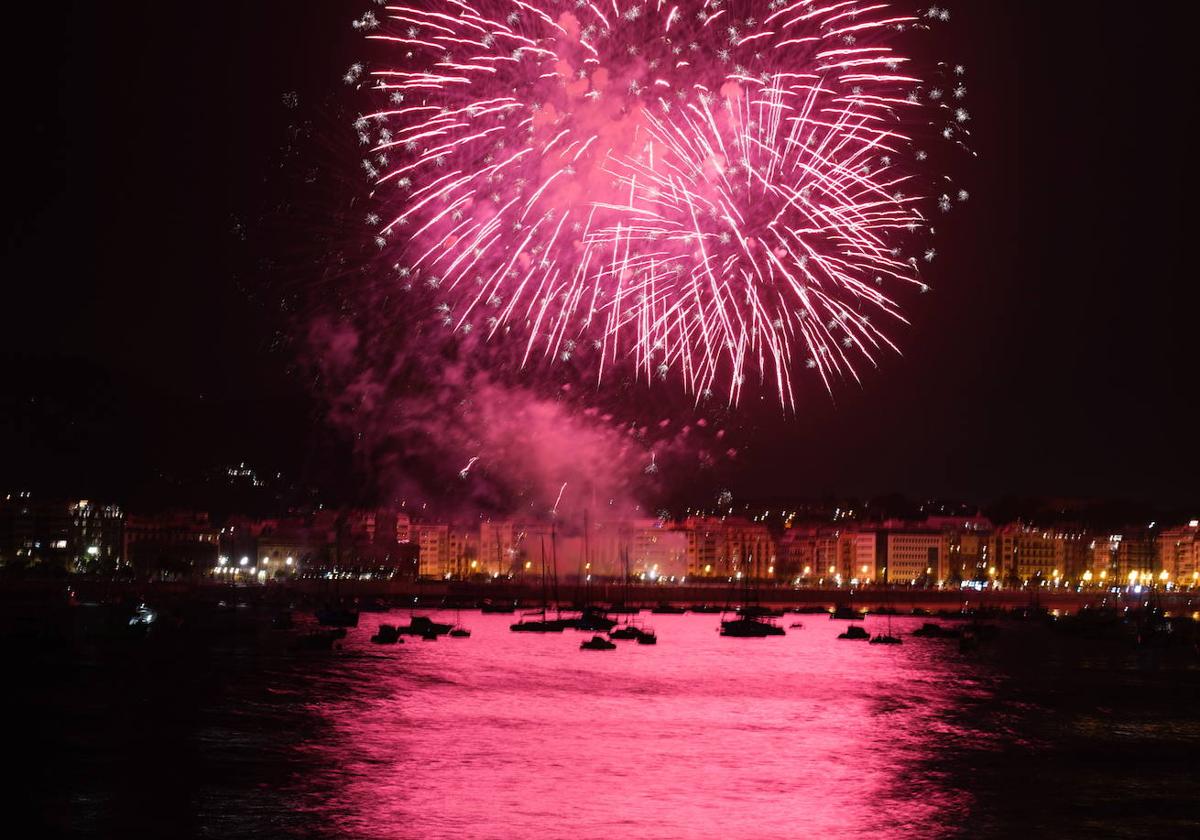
left=2, top=1, right=1196, bottom=510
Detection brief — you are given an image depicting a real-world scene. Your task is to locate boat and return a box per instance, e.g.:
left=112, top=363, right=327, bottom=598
left=448, top=606, right=471, bottom=638
left=511, top=535, right=568, bottom=633
left=635, top=630, right=658, bottom=645
left=720, top=616, right=786, bottom=637
left=838, top=625, right=870, bottom=641
left=608, top=590, right=653, bottom=640
left=397, top=616, right=453, bottom=637
left=651, top=602, right=686, bottom=614
left=912, top=622, right=961, bottom=639
left=571, top=605, right=617, bottom=632
left=370, top=623, right=401, bottom=644
left=126, top=603, right=157, bottom=635
left=871, top=578, right=902, bottom=645
left=688, top=604, right=724, bottom=613
left=789, top=621, right=804, bottom=629
left=568, top=517, right=615, bottom=632
left=510, top=620, right=565, bottom=632
left=480, top=599, right=516, bottom=614
left=421, top=630, right=438, bottom=641
left=829, top=606, right=863, bottom=621
left=315, top=606, right=359, bottom=627
left=718, top=552, right=785, bottom=637
left=581, top=635, right=616, bottom=650
left=737, top=605, right=784, bottom=618
left=570, top=507, right=614, bottom=632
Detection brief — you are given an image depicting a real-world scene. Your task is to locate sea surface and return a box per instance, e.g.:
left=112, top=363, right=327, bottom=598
left=14, top=611, right=1200, bottom=839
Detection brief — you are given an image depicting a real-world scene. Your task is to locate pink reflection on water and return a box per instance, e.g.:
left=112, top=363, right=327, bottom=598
left=300, top=613, right=994, bottom=838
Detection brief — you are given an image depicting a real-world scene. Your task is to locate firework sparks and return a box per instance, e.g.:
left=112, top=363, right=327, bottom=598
left=354, top=0, right=966, bottom=406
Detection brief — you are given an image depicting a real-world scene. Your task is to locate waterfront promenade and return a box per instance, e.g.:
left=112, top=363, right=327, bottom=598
left=12, top=576, right=1196, bottom=617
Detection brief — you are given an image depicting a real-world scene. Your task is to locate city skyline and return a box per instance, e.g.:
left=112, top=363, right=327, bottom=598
left=6, top=487, right=1198, bottom=590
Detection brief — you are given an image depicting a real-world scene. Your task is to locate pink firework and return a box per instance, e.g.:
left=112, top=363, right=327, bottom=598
left=353, top=1, right=966, bottom=406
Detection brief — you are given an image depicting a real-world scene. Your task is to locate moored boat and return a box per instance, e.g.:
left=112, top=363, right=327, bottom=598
left=720, top=616, right=786, bottom=637
left=397, top=616, right=453, bottom=636
left=912, top=622, right=961, bottom=639
left=651, top=603, right=686, bottom=614
left=480, top=599, right=516, bottom=614
left=370, top=623, right=401, bottom=644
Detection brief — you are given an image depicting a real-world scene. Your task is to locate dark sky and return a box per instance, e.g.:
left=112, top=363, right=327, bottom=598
left=2, top=2, right=1196, bottom=510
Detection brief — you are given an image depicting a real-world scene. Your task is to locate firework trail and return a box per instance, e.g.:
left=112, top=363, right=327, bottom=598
left=350, top=1, right=966, bottom=407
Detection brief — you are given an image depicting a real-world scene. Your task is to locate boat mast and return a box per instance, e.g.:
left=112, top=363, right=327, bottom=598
left=539, top=535, right=548, bottom=621
left=581, top=506, right=590, bottom=608
left=551, top=519, right=561, bottom=618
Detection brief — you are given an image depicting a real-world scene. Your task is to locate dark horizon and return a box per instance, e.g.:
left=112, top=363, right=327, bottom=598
left=3, top=0, right=1196, bottom=510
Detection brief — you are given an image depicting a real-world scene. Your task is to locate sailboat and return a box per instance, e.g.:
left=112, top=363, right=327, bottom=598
left=572, top=507, right=616, bottom=632
left=511, top=534, right=567, bottom=632
left=720, top=552, right=785, bottom=637
left=449, top=604, right=471, bottom=638
left=605, top=540, right=658, bottom=643
left=869, top=565, right=902, bottom=645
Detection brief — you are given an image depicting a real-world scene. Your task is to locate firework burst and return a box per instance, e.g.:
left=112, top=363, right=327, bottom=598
left=352, top=0, right=967, bottom=406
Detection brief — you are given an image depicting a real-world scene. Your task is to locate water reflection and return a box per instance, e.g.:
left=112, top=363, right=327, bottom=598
left=293, top=613, right=995, bottom=838
left=28, top=608, right=1196, bottom=838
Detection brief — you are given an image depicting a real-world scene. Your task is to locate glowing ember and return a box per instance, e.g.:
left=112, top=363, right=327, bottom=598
left=353, top=1, right=966, bottom=406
